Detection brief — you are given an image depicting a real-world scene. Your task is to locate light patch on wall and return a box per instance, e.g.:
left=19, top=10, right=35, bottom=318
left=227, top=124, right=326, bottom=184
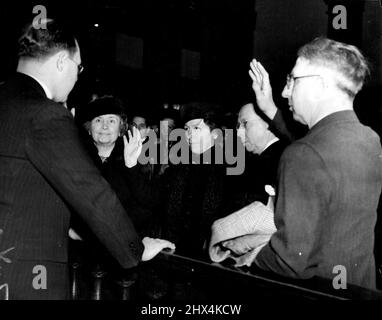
left=181, top=49, right=200, bottom=80
left=115, top=33, right=143, bottom=69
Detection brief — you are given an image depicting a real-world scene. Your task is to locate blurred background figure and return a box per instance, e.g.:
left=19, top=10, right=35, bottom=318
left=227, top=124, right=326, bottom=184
left=132, top=114, right=150, bottom=142
left=156, top=105, right=180, bottom=177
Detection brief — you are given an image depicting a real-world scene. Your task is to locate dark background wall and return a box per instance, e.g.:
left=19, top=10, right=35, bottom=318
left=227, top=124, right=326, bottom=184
left=250, top=0, right=382, bottom=135
left=252, top=0, right=328, bottom=104
left=252, top=0, right=382, bottom=136
left=0, top=0, right=381, bottom=130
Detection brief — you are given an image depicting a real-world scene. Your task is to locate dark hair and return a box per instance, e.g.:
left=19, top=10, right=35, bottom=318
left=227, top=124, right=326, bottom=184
left=297, top=37, right=370, bottom=97
left=161, top=107, right=179, bottom=125
left=18, top=19, right=77, bottom=60
left=181, top=102, right=221, bottom=131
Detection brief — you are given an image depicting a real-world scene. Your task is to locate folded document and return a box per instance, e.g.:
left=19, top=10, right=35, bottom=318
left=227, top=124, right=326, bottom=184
left=209, top=200, right=276, bottom=267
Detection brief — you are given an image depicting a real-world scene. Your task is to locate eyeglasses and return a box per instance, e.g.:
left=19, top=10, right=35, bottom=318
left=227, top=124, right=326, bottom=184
left=286, top=73, right=321, bottom=90
left=69, top=58, right=84, bottom=75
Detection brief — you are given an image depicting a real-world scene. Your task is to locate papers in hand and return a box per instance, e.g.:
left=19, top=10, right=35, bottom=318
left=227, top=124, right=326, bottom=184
left=209, top=200, right=276, bottom=267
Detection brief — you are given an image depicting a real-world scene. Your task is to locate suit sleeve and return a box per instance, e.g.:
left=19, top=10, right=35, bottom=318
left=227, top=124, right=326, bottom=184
left=25, top=104, right=144, bottom=268
left=269, top=110, right=296, bottom=142
left=254, top=142, right=333, bottom=278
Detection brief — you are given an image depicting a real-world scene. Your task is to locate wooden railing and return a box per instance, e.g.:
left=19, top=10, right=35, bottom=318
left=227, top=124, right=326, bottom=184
left=69, top=250, right=382, bottom=300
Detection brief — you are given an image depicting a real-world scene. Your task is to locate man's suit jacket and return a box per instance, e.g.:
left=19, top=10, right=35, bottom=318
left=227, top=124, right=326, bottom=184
left=229, top=140, right=288, bottom=211
left=0, top=73, right=143, bottom=299
left=269, top=109, right=307, bottom=142
left=163, top=147, right=230, bottom=259
left=248, top=140, right=288, bottom=203
left=255, top=111, right=382, bottom=290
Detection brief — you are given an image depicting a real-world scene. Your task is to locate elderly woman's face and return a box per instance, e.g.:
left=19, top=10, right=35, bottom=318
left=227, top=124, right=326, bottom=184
left=90, top=114, right=122, bottom=146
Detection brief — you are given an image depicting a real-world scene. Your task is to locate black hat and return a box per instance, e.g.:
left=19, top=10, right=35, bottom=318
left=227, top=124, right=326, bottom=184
left=81, top=96, right=126, bottom=123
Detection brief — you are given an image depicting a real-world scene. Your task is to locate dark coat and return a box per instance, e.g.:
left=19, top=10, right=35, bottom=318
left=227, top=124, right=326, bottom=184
left=255, top=111, right=382, bottom=290
left=162, top=147, right=231, bottom=259
left=269, top=109, right=307, bottom=142
left=0, top=73, right=143, bottom=299
left=231, top=140, right=288, bottom=209
left=78, top=136, right=164, bottom=236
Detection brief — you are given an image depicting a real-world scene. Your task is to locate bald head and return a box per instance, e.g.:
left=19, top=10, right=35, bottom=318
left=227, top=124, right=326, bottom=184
left=237, top=103, right=276, bottom=154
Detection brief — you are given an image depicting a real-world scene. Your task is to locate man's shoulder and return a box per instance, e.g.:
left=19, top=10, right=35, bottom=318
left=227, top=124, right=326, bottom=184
left=356, top=122, right=381, bottom=145
left=309, top=114, right=380, bottom=152
left=281, top=140, right=317, bottom=159
left=1, top=73, right=68, bottom=118
left=283, top=116, right=382, bottom=164
left=279, top=137, right=332, bottom=171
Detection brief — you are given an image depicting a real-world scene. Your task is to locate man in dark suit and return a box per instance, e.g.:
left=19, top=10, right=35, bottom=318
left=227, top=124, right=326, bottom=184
left=0, top=19, right=174, bottom=300
left=247, top=38, right=382, bottom=290
left=236, top=102, right=288, bottom=205
left=220, top=102, right=287, bottom=256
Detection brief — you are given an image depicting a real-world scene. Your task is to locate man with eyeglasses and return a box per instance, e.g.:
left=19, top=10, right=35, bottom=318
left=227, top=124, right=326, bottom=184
left=233, top=102, right=288, bottom=205
left=247, top=37, right=382, bottom=290
left=0, top=19, right=174, bottom=300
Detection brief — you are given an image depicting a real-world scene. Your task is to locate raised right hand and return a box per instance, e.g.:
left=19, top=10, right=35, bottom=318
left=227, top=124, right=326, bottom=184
left=123, top=127, right=143, bottom=168
left=249, top=59, right=278, bottom=120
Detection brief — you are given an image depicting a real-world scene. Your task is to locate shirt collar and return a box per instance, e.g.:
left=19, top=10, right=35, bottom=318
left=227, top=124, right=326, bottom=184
left=263, top=137, right=279, bottom=152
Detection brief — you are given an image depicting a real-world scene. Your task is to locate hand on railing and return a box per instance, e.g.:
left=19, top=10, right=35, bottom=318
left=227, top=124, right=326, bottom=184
left=141, top=237, right=175, bottom=262
left=68, top=228, right=83, bottom=241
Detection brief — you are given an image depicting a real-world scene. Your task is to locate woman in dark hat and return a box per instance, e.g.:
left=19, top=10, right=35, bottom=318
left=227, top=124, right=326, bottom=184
left=71, top=96, right=165, bottom=273
left=162, top=101, right=232, bottom=260
left=82, top=96, right=129, bottom=162
left=80, top=96, right=165, bottom=234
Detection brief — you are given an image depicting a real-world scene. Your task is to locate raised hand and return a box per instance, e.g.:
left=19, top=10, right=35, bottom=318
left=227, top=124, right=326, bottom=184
left=141, top=237, right=176, bottom=261
left=249, top=59, right=278, bottom=120
left=123, top=126, right=143, bottom=168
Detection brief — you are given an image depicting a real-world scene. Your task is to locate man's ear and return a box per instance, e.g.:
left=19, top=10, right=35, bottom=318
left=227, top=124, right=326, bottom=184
left=312, top=76, right=326, bottom=100
left=55, top=51, right=68, bottom=73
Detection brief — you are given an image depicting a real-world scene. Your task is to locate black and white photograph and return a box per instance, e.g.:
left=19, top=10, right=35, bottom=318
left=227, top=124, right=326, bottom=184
left=1, top=0, right=382, bottom=313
